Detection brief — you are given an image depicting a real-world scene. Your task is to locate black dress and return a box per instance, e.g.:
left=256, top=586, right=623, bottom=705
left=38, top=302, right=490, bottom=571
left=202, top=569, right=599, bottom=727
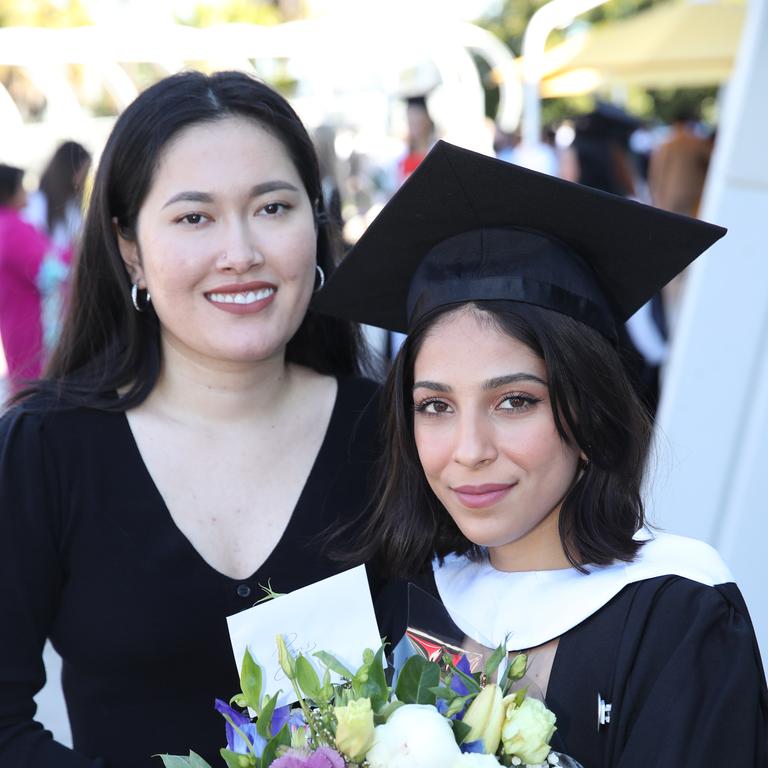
left=376, top=566, right=768, bottom=766
left=0, top=377, right=380, bottom=768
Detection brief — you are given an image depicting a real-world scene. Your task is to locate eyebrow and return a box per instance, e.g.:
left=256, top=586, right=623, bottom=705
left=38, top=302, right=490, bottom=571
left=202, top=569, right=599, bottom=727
left=161, top=180, right=301, bottom=209
left=412, top=373, right=547, bottom=393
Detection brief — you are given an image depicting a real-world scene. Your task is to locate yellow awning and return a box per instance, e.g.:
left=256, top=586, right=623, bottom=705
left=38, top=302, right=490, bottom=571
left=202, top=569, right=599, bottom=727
left=536, top=0, right=746, bottom=96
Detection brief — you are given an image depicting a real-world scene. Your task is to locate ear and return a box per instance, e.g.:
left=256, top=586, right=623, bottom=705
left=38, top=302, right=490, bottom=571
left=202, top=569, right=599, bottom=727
left=113, top=218, right=145, bottom=286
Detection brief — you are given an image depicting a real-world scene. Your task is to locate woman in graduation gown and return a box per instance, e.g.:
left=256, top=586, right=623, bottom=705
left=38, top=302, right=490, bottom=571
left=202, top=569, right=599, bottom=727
left=314, top=141, right=768, bottom=766
left=0, top=71, right=380, bottom=768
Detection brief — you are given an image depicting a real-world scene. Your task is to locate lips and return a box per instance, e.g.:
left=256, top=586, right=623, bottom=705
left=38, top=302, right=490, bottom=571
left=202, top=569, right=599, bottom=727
left=204, top=281, right=276, bottom=314
left=451, top=483, right=515, bottom=509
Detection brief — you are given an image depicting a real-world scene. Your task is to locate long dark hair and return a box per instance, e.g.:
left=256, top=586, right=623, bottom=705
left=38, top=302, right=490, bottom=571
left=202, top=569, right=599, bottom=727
left=38, top=140, right=91, bottom=234
left=14, top=70, right=361, bottom=410
left=355, top=301, right=653, bottom=577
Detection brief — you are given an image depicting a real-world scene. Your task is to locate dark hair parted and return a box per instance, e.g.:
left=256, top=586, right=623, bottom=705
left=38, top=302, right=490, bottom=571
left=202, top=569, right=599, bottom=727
left=13, top=70, right=361, bottom=410
left=38, top=140, right=91, bottom=234
left=358, top=301, right=653, bottom=577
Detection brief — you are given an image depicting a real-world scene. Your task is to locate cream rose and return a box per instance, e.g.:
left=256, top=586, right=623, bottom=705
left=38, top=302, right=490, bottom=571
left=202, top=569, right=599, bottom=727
left=334, top=697, right=375, bottom=761
left=501, top=698, right=557, bottom=765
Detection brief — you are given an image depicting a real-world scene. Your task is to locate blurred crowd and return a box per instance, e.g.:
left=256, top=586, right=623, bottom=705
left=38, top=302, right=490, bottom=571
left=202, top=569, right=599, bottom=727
left=1, top=94, right=715, bottom=416
left=0, top=141, right=91, bottom=395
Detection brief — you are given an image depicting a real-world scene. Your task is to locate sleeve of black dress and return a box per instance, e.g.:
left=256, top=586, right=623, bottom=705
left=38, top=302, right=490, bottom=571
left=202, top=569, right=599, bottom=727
left=0, top=409, right=107, bottom=767
left=613, top=577, right=768, bottom=767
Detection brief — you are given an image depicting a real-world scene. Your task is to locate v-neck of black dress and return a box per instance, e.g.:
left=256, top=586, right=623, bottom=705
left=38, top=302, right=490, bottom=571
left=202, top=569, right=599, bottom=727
left=118, top=377, right=345, bottom=586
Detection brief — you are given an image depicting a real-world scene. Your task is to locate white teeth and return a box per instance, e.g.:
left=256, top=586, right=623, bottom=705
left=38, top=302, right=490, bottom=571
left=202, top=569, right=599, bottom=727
left=207, top=287, right=274, bottom=305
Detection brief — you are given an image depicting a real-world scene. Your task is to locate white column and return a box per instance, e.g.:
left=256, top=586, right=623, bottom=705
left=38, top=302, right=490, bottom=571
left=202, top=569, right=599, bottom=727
left=648, top=0, right=768, bottom=658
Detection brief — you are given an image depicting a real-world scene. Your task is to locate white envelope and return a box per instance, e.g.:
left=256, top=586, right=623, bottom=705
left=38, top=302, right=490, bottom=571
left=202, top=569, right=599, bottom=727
left=226, top=565, right=383, bottom=707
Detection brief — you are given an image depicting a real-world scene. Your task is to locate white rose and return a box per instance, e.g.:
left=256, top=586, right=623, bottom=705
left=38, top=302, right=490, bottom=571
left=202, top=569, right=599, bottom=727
left=366, top=704, right=461, bottom=768
left=451, top=752, right=504, bottom=767
left=501, top=698, right=557, bottom=766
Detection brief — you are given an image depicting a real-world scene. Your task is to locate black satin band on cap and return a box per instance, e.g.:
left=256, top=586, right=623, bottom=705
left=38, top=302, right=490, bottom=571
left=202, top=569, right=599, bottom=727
left=408, top=276, right=618, bottom=341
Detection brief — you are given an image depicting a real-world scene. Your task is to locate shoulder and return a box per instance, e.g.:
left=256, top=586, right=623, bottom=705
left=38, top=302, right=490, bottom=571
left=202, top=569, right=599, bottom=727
left=1, top=397, right=122, bottom=456
left=612, top=572, right=754, bottom=649
left=627, top=530, right=734, bottom=586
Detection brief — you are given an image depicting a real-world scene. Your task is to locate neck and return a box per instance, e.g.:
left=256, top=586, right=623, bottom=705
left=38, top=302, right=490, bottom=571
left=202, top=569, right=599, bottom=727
left=488, top=506, right=571, bottom=572
left=147, top=338, right=296, bottom=425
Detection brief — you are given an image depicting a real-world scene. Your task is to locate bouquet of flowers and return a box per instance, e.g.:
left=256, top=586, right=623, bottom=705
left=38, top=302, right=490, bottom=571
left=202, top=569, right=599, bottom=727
left=158, top=634, right=582, bottom=768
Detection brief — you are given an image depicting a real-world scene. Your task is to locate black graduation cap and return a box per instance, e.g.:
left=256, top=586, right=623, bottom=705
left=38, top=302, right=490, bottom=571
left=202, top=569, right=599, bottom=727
left=312, top=140, right=725, bottom=338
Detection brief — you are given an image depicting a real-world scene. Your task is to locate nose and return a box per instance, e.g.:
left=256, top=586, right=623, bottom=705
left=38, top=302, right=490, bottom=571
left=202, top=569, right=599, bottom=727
left=217, top=219, right=264, bottom=273
left=452, top=411, right=498, bottom=468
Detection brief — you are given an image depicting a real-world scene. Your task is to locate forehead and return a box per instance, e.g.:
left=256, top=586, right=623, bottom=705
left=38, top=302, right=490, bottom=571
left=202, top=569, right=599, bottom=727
left=149, top=115, right=301, bottom=193
left=414, top=307, right=546, bottom=380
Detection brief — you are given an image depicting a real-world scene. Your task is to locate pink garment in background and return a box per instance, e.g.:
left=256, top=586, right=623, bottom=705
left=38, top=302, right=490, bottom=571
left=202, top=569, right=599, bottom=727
left=0, top=205, right=70, bottom=388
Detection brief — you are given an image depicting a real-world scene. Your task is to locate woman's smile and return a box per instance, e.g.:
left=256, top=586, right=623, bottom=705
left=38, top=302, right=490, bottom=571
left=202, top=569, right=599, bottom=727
left=451, top=482, right=517, bottom=509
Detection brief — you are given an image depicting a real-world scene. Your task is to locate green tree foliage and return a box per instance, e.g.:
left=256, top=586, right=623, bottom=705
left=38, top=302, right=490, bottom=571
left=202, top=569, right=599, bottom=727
left=177, top=0, right=284, bottom=27
left=0, top=0, right=91, bottom=28
left=476, top=0, right=719, bottom=126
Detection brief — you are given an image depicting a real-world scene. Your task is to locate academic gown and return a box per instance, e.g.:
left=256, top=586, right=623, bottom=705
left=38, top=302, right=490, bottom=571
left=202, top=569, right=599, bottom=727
left=375, top=532, right=768, bottom=767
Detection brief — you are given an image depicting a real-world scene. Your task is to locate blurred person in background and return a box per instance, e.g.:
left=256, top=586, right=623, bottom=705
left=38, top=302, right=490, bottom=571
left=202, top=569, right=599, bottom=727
left=397, top=94, right=437, bottom=184
left=648, top=107, right=714, bottom=332
left=560, top=101, right=641, bottom=198
left=0, top=164, right=71, bottom=391
left=562, top=103, right=667, bottom=414
left=648, top=107, right=712, bottom=218
left=495, top=124, right=559, bottom=177
left=0, top=70, right=380, bottom=768
left=23, top=140, right=92, bottom=251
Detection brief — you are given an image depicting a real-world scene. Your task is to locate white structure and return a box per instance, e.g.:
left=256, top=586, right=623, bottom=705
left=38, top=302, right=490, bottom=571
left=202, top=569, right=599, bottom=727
left=649, top=0, right=768, bottom=658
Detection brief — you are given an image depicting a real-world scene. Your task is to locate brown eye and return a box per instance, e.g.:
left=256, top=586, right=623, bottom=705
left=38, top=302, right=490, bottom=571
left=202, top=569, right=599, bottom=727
left=498, top=394, right=539, bottom=412
left=414, top=398, right=453, bottom=415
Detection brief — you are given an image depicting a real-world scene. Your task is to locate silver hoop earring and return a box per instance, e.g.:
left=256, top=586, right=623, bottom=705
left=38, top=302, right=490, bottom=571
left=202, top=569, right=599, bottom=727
left=314, top=264, right=325, bottom=293
left=131, top=283, right=151, bottom=312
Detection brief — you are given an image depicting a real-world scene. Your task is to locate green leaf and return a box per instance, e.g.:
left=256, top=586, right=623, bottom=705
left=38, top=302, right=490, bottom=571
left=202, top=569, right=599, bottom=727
left=321, top=667, right=334, bottom=702
left=313, top=650, right=355, bottom=680
left=230, top=693, right=248, bottom=708
left=443, top=654, right=482, bottom=694
left=219, top=749, right=253, bottom=768
left=430, top=685, right=458, bottom=700
left=154, top=756, right=196, bottom=768
left=452, top=719, right=472, bottom=746
left=483, top=644, right=507, bottom=681
left=240, top=649, right=263, bottom=712
left=351, top=646, right=389, bottom=710
left=445, top=694, right=473, bottom=719
left=295, top=655, right=322, bottom=701
left=261, top=724, right=291, bottom=767
left=395, top=656, right=440, bottom=705
left=374, top=699, right=403, bottom=723
left=188, top=753, right=215, bottom=768
left=256, top=692, right=280, bottom=740
left=154, top=752, right=215, bottom=768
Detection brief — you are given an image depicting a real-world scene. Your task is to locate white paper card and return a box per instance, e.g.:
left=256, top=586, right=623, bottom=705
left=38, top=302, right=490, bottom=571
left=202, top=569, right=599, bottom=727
left=226, top=565, right=382, bottom=707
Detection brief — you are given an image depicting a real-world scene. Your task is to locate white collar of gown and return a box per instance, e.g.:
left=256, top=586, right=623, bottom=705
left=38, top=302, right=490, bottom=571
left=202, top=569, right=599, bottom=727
left=431, top=530, right=733, bottom=651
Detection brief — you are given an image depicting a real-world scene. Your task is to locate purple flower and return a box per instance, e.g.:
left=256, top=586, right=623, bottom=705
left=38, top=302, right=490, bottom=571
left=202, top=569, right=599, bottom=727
left=214, top=699, right=266, bottom=757
left=460, top=739, right=485, bottom=754
left=271, top=746, right=346, bottom=768
left=271, top=704, right=306, bottom=736
left=451, top=655, right=472, bottom=696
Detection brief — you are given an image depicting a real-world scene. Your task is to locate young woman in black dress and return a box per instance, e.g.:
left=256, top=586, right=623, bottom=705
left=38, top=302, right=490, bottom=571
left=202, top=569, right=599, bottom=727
left=315, top=141, right=768, bottom=766
left=0, top=71, right=380, bottom=768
